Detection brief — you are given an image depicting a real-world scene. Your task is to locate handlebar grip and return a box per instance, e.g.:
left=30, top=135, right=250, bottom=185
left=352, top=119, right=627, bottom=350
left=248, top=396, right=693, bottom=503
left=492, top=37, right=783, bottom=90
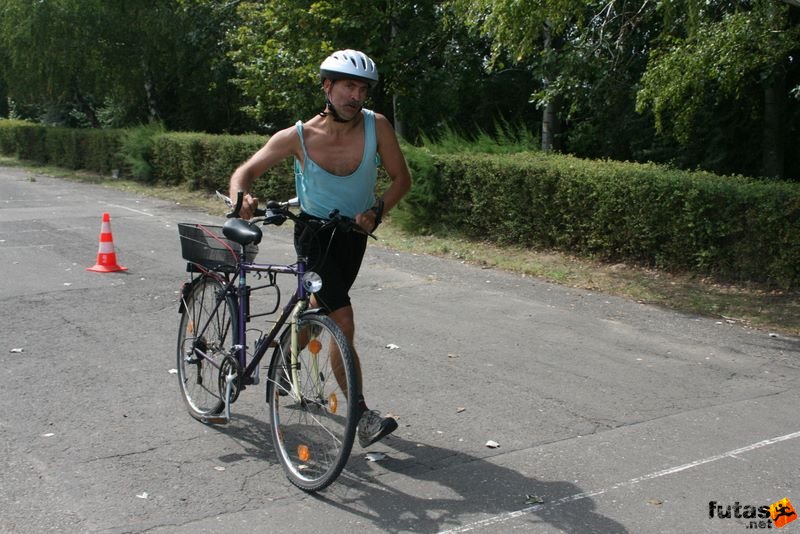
left=226, top=191, right=245, bottom=218
left=226, top=191, right=266, bottom=218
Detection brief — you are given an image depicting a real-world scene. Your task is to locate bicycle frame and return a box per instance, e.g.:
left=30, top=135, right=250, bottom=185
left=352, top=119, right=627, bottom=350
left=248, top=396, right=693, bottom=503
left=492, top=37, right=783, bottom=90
left=239, top=255, right=308, bottom=376
left=185, top=246, right=312, bottom=423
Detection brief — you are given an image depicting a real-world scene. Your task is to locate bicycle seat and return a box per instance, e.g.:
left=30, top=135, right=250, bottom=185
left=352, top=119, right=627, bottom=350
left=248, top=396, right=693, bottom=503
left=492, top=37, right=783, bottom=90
left=222, top=218, right=263, bottom=246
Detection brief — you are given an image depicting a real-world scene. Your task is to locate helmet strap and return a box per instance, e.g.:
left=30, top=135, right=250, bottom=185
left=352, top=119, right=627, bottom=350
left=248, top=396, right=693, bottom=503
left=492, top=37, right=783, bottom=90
left=321, top=80, right=356, bottom=123
left=323, top=98, right=353, bottom=123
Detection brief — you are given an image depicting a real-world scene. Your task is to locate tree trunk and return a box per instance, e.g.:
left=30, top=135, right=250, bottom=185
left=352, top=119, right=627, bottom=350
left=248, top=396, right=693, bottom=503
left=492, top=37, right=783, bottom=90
left=390, top=11, right=404, bottom=140
left=393, top=93, right=404, bottom=140
left=762, top=71, right=785, bottom=179
left=541, top=23, right=557, bottom=152
left=542, top=100, right=557, bottom=153
left=762, top=2, right=787, bottom=179
left=144, top=79, right=160, bottom=123
left=0, top=80, right=8, bottom=118
left=73, top=90, right=100, bottom=128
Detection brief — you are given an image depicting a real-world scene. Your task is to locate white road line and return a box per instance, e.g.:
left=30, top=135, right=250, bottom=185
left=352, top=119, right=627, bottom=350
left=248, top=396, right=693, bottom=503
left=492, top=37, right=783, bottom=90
left=439, top=429, right=800, bottom=533
left=0, top=244, right=56, bottom=250
left=103, top=203, right=155, bottom=217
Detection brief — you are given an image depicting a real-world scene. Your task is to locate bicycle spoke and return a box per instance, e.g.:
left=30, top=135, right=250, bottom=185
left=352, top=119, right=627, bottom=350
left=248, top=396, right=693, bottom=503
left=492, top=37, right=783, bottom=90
left=268, top=315, right=357, bottom=492
left=177, top=276, right=236, bottom=419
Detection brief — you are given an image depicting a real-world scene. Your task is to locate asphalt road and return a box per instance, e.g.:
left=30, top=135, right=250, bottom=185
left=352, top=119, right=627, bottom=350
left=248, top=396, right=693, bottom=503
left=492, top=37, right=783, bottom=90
left=1, top=166, right=799, bottom=533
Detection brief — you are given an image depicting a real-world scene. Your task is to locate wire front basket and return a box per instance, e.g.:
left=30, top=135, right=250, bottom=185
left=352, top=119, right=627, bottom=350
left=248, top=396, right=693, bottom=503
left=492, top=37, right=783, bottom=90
left=178, top=223, right=258, bottom=272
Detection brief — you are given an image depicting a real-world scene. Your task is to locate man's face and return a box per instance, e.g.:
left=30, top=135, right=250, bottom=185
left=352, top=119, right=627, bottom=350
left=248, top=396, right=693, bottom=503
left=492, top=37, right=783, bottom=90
left=325, top=78, right=370, bottom=120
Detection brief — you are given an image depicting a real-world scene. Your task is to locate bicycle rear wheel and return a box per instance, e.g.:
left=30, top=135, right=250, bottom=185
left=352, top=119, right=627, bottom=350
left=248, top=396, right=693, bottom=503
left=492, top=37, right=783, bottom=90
left=267, top=314, right=357, bottom=492
left=177, top=275, right=238, bottom=421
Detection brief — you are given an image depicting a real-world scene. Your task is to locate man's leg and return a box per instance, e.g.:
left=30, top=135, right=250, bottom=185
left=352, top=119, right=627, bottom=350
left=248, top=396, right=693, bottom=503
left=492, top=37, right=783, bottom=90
left=319, top=299, right=397, bottom=447
left=327, top=304, right=363, bottom=392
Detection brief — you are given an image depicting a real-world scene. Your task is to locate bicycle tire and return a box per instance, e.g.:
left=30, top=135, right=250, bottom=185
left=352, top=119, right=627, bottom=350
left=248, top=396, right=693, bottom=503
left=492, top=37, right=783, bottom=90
left=267, top=314, right=357, bottom=492
left=177, top=275, right=238, bottom=421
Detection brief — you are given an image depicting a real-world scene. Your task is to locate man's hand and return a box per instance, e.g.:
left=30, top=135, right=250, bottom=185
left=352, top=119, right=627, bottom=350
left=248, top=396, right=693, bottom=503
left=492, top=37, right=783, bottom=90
left=231, top=191, right=258, bottom=219
left=355, top=209, right=377, bottom=233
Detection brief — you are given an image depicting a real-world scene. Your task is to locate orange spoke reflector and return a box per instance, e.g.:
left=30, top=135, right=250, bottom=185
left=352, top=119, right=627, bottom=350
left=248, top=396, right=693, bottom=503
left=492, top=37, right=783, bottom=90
left=329, top=393, right=338, bottom=414
left=187, top=321, right=195, bottom=334
left=308, top=339, right=322, bottom=354
left=297, top=444, right=311, bottom=463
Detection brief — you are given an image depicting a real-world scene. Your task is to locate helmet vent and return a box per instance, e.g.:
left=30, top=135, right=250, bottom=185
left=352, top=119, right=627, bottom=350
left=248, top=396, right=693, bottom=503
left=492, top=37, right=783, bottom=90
left=319, top=49, right=379, bottom=87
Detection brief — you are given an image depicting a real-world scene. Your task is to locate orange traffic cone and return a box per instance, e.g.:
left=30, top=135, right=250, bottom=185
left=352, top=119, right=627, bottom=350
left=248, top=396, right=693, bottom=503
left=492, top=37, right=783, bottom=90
left=86, top=212, right=128, bottom=273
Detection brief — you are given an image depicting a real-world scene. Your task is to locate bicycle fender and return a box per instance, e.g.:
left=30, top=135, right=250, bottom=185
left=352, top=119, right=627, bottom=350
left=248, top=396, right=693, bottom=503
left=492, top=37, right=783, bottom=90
left=299, top=307, right=329, bottom=318
left=178, top=281, right=194, bottom=314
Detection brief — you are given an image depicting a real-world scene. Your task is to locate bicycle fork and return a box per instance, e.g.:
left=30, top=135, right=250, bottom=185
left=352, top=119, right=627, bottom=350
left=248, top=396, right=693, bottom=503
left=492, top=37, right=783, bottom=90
left=289, top=300, right=306, bottom=397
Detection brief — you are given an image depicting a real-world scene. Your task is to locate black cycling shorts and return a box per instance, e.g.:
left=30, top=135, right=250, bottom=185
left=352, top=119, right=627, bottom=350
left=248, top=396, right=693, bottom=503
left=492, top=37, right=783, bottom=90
left=294, top=214, right=368, bottom=313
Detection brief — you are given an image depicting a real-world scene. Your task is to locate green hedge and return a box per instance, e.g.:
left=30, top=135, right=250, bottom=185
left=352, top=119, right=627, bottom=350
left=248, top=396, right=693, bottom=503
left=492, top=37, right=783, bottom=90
left=0, top=119, right=122, bottom=173
left=426, top=153, right=800, bottom=287
left=149, top=132, right=294, bottom=200
left=2, top=119, right=798, bottom=287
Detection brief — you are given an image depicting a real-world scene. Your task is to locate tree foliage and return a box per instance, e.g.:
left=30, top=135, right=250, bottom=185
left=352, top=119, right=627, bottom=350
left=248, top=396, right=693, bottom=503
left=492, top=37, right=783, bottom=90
left=635, top=0, right=800, bottom=177
left=226, top=0, right=538, bottom=140
left=0, top=0, right=253, bottom=131
left=0, top=0, right=799, bottom=178
left=637, top=1, right=799, bottom=140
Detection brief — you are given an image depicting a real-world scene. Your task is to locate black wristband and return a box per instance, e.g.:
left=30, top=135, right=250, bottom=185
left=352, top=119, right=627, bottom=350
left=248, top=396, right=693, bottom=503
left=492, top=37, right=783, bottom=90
left=369, top=198, right=384, bottom=230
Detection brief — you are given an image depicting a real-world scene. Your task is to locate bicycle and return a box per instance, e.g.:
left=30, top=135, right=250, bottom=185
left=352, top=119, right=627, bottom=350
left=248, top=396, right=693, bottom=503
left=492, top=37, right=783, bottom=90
left=176, top=192, right=373, bottom=491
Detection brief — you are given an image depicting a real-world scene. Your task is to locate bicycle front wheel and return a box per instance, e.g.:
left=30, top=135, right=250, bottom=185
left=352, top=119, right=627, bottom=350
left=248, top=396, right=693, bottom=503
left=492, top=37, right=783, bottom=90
left=177, top=275, right=238, bottom=421
left=267, top=314, right=357, bottom=492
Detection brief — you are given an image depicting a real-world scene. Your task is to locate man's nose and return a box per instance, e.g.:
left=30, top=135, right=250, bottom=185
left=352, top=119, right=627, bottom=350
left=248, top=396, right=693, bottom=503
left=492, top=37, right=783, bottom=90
left=350, top=88, right=367, bottom=100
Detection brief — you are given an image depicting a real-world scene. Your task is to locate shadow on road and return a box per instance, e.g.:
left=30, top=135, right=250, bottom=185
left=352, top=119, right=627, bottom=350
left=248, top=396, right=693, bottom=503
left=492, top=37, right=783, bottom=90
left=204, top=412, right=627, bottom=533
left=316, top=434, right=628, bottom=533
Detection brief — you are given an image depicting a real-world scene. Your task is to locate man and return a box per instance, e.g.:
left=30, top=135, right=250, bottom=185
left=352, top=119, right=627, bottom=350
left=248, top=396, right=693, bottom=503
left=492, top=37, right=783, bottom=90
left=229, top=49, right=412, bottom=447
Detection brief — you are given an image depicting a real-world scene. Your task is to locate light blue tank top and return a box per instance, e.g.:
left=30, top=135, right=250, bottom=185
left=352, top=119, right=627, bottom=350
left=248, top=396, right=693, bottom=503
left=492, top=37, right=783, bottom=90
left=294, top=109, right=379, bottom=219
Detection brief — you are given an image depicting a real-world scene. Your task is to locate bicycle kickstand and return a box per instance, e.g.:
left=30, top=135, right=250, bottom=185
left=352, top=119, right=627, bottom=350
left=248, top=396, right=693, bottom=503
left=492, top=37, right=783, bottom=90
left=201, top=350, right=241, bottom=425
left=201, top=372, right=234, bottom=425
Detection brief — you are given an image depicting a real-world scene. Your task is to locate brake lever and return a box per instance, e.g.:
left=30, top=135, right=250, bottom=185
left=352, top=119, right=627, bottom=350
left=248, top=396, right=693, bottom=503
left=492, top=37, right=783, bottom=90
left=216, top=190, right=234, bottom=209
left=218, top=190, right=268, bottom=219
left=222, top=191, right=244, bottom=218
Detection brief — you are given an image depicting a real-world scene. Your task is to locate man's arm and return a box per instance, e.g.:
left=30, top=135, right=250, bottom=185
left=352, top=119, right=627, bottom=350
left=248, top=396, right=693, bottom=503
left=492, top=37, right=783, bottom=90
left=229, top=126, right=299, bottom=218
left=356, top=113, right=412, bottom=231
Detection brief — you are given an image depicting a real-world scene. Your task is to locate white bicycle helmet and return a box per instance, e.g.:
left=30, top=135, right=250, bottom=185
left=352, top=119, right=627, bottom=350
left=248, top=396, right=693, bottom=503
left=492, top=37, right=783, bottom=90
left=319, top=49, right=379, bottom=88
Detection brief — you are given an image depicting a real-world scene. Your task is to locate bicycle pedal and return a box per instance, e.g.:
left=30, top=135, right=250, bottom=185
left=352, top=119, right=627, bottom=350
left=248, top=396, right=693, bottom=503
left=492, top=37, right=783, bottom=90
left=201, top=415, right=229, bottom=425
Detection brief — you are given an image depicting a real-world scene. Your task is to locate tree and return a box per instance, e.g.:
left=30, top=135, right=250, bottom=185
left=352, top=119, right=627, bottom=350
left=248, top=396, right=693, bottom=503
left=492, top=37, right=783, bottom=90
left=0, top=0, right=253, bottom=131
left=228, top=0, right=385, bottom=130
left=0, top=0, right=110, bottom=126
left=449, top=0, right=594, bottom=151
left=636, top=0, right=800, bottom=178
left=227, top=0, right=536, bottom=141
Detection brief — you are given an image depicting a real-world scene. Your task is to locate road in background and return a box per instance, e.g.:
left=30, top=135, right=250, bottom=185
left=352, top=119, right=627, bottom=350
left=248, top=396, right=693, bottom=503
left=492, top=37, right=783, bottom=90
left=1, top=166, right=798, bottom=533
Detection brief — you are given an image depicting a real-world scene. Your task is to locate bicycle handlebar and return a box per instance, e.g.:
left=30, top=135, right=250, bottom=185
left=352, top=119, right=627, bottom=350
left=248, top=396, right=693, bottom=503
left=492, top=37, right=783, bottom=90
left=218, top=191, right=376, bottom=239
